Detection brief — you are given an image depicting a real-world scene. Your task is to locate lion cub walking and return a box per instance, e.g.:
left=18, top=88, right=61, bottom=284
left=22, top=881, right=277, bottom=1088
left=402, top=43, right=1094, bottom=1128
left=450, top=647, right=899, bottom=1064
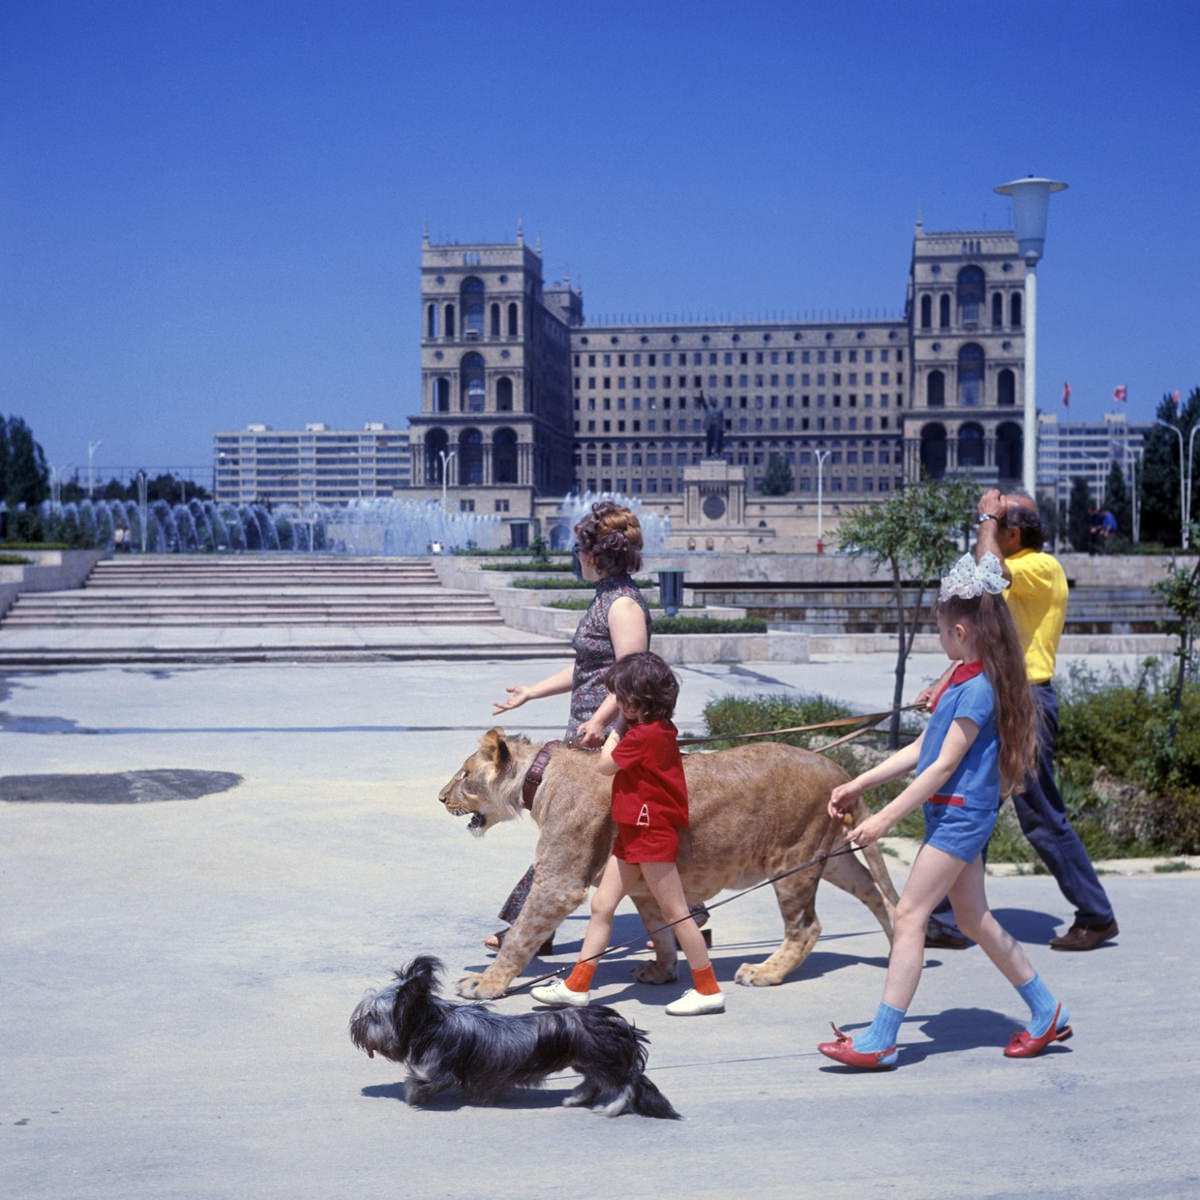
left=532, top=653, right=724, bottom=1017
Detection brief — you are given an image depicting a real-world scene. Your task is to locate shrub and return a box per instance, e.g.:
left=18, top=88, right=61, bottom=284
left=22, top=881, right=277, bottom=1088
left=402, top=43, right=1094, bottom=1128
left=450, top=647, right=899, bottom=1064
left=654, top=615, right=767, bottom=634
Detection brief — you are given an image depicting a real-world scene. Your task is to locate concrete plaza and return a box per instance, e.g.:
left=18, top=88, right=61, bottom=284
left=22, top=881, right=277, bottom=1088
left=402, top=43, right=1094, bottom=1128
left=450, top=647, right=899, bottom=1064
left=2, top=638, right=1198, bottom=1199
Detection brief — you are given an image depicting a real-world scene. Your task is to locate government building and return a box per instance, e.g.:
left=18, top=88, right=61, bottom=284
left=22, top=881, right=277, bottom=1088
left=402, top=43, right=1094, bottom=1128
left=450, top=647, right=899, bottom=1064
left=407, top=220, right=1030, bottom=550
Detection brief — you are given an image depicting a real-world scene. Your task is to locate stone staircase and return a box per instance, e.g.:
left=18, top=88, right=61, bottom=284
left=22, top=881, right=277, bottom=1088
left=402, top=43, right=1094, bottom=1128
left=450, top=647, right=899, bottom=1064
left=2, top=556, right=502, bottom=627
left=0, top=555, right=572, bottom=665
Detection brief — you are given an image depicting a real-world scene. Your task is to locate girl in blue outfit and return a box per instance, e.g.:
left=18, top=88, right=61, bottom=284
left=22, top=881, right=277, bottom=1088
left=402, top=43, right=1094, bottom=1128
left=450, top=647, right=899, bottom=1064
left=820, top=552, right=1072, bottom=1069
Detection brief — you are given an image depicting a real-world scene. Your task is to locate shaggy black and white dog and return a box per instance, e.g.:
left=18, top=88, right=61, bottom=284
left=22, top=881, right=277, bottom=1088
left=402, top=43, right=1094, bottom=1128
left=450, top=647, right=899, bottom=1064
left=349, top=956, right=679, bottom=1119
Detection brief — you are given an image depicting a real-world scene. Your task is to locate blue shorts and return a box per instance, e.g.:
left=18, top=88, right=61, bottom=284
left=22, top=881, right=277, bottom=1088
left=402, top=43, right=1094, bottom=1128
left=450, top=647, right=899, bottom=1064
left=923, top=795, right=999, bottom=863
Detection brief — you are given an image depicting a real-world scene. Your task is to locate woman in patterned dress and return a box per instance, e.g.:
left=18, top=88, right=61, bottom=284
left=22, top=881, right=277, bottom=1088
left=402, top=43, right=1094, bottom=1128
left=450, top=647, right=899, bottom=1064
left=487, top=500, right=651, bottom=948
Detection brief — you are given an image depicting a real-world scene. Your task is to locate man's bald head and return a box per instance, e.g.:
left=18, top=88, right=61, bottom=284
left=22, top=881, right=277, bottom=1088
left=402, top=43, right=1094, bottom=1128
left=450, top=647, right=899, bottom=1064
left=1001, top=488, right=1046, bottom=550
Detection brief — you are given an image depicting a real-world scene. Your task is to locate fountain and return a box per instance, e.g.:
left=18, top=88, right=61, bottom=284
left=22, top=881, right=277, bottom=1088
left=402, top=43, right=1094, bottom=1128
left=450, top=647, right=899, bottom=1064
left=36, top=496, right=507, bottom=556
left=545, top=491, right=671, bottom=557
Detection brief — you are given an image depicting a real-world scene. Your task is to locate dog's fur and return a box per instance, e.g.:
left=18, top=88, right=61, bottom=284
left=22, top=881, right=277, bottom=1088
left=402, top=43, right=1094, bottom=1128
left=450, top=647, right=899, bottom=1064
left=349, top=955, right=679, bottom=1119
left=441, top=729, right=900, bottom=999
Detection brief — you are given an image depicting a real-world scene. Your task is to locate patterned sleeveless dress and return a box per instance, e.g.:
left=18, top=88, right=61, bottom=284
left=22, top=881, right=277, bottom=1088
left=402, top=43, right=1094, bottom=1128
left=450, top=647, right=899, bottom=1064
left=497, top=573, right=651, bottom=924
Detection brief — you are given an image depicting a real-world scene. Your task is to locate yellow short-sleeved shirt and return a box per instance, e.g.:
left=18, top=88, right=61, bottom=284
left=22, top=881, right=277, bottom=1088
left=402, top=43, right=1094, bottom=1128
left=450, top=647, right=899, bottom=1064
left=1005, top=548, right=1068, bottom=684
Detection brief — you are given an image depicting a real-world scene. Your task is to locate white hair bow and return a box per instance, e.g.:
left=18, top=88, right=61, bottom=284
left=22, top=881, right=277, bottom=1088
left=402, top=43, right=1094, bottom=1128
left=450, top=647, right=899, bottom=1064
left=938, top=551, right=1008, bottom=602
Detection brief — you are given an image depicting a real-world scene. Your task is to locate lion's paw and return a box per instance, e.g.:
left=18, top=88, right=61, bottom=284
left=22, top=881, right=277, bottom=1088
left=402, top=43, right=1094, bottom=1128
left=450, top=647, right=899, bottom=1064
left=734, top=962, right=784, bottom=987
left=454, top=971, right=507, bottom=999
left=632, top=960, right=679, bottom=985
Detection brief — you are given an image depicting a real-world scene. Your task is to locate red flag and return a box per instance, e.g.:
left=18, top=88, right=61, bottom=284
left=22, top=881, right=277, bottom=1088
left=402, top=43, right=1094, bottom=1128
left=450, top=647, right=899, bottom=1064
left=1062, top=381, right=1071, bottom=408
left=1172, top=390, right=1181, bottom=407
left=1113, top=385, right=1127, bottom=402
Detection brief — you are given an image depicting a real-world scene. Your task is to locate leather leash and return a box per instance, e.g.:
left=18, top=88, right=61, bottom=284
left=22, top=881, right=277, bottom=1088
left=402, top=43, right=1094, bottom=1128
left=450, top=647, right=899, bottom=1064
left=504, top=839, right=861, bottom=996
left=677, top=704, right=920, bottom=748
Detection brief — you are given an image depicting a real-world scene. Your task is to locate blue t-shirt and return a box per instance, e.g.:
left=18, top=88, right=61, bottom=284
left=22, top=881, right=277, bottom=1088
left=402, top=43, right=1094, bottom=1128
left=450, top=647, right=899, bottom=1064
left=919, top=668, right=999, bottom=823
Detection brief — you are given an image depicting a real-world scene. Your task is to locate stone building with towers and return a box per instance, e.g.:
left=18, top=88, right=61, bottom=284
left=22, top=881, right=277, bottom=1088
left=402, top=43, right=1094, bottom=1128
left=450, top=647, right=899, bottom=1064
left=405, top=219, right=1028, bottom=550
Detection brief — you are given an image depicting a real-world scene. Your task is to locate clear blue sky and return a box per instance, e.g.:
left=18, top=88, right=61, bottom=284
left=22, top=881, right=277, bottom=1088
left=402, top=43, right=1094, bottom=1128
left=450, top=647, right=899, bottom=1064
left=3, top=0, right=1197, bottom=483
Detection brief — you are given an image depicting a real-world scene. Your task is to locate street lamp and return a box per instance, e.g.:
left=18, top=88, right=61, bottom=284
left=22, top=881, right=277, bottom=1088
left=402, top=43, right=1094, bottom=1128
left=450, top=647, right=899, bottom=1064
left=1155, top=418, right=1198, bottom=548
left=438, top=449, right=457, bottom=511
left=87, top=440, right=103, bottom=500
left=994, top=176, right=1068, bottom=495
left=814, top=448, right=831, bottom=552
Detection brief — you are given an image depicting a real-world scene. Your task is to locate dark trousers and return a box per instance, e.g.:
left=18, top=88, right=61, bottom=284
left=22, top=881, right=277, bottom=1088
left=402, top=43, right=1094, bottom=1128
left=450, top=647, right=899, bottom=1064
left=935, top=682, right=1114, bottom=928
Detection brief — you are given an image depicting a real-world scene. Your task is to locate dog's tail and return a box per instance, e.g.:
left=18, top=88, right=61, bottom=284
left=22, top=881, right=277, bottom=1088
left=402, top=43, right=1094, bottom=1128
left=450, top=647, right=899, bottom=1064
left=628, top=1074, right=681, bottom=1120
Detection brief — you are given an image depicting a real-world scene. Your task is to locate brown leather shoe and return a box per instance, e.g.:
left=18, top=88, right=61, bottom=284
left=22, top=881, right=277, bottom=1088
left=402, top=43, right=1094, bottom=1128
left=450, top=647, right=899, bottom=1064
left=924, top=916, right=969, bottom=950
left=1049, top=919, right=1118, bottom=951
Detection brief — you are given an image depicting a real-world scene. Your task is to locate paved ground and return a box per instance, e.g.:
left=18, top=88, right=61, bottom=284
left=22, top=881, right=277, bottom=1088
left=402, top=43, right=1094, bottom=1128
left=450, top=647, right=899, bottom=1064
left=2, top=642, right=1198, bottom=1199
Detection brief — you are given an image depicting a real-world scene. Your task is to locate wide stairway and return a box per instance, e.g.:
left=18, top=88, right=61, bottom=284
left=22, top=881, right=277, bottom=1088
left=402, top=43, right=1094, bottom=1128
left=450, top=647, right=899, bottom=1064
left=0, top=555, right=568, bottom=665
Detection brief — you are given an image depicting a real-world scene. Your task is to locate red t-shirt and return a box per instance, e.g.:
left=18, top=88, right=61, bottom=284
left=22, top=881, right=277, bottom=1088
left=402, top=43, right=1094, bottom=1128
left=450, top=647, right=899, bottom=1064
left=609, top=719, right=689, bottom=829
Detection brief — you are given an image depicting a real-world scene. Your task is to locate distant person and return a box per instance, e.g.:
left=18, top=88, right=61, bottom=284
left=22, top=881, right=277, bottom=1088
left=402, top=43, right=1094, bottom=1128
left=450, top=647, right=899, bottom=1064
left=920, top=489, right=1119, bottom=952
left=1088, top=505, right=1117, bottom=553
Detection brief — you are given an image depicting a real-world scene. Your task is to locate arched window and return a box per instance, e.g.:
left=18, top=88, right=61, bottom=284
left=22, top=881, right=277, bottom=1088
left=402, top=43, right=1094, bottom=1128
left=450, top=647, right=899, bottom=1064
left=458, top=428, right=484, bottom=485
left=958, top=344, right=984, bottom=406
left=434, top=377, right=450, bottom=413
left=493, top=428, right=518, bottom=484
left=997, top=368, right=1016, bottom=407
left=461, top=277, right=484, bottom=340
left=507, top=302, right=519, bottom=337
left=939, top=294, right=951, bottom=329
left=920, top=294, right=932, bottom=329
left=927, top=369, right=946, bottom=408
left=920, top=423, right=947, bottom=479
left=996, top=421, right=1022, bottom=483
left=958, top=421, right=985, bottom=468
left=425, top=429, right=449, bottom=485
left=1010, top=292, right=1022, bottom=327
left=460, top=352, right=486, bottom=412
left=489, top=303, right=500, bottom=338
left=426, top=303, right=438, bottom=338
left=991, top=292, right=1004, bottom=328
left=444, top=302, right=456, bottom=339
left=496, top=376, right=514, bottom=412
left=957, top=266, right=985, bottom=326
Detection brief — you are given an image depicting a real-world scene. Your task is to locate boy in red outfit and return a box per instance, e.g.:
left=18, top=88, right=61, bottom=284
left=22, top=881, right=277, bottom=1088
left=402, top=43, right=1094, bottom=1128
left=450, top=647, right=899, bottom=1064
left=532, top=652, right=724, bottom=1016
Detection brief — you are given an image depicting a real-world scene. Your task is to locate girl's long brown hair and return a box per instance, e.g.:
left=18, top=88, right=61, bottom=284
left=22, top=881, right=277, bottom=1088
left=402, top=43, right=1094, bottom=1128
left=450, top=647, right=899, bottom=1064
left=936, top=590, right=1037, bottom=797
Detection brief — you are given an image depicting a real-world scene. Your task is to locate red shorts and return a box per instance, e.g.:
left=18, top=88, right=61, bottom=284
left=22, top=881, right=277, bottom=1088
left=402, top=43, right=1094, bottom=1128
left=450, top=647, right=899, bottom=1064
left=613, top=821, right=679, bottom=863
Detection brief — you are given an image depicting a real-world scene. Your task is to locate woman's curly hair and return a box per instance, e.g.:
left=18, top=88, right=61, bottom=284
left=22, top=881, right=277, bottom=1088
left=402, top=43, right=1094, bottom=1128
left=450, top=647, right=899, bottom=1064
left=574, top=500, right=643, bottom=577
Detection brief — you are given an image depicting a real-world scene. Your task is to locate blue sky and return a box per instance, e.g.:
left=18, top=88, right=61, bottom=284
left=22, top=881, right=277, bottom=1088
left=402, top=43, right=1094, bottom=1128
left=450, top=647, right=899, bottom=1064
left=2, top=0, right=1197, bottom=483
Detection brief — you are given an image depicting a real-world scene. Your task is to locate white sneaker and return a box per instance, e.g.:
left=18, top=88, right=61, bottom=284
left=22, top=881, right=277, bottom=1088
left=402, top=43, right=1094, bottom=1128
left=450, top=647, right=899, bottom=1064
left=666, top=988, right=725, bottom=1016
left=531, top=978, right=590, bottom=1007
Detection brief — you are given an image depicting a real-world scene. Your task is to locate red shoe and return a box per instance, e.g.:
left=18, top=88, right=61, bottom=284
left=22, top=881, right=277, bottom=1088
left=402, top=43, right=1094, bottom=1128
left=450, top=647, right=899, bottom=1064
left=1004, top=1003, right=1074, bottom=1058
left=817, top=1023, right=898, bottom=1069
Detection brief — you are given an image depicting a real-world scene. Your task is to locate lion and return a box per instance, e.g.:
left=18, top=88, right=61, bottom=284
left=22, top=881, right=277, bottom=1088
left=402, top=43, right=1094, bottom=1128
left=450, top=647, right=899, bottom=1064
left=440, top=728, right=900, bottom=1000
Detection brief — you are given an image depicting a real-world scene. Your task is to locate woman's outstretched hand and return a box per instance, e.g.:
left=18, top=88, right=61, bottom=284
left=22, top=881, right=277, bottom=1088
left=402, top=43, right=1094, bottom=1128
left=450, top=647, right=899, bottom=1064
left=492, top=686, right=531, bottom=715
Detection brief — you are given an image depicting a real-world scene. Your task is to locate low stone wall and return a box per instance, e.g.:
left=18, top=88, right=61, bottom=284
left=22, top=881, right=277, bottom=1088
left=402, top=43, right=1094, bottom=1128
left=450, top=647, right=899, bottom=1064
left=0, top=549, right=106, bottom=618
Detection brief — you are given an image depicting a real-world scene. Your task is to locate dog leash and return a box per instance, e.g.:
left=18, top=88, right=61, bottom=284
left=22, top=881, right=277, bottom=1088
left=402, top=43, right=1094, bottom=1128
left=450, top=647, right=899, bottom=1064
left=504, top=839, right=862, bottom=995
left=677, top=704, right=920, bottom=748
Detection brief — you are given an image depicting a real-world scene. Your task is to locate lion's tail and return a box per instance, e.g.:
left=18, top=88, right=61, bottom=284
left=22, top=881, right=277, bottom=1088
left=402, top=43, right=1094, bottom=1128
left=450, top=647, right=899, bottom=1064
left=839, top=805, right=901, bottom=907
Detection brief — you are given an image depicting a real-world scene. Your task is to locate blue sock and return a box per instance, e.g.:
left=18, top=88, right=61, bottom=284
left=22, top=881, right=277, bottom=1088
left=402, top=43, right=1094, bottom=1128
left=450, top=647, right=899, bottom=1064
left=1016, top=973, right=1068, bottom=1038
left=854, top=1001, right=905, bottom=1053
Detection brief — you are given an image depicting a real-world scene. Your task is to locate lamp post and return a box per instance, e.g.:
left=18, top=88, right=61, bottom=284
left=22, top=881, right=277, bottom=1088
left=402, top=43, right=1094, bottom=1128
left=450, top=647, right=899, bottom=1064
left=438, top=449, right=457, bottom=511
left=994, top=176, right=1068, bottom=495
left=136, top=469, right=148, bottom=554
left=1156, top=417, right=1198, bottom=548
left=814, top=448, right=831, bottom=552
left=87, top=440, right=103, bottom=500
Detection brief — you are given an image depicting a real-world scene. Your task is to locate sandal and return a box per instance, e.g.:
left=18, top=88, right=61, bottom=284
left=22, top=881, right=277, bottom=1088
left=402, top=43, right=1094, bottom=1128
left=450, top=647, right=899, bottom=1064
left=485, top=928, right=555, bottom=956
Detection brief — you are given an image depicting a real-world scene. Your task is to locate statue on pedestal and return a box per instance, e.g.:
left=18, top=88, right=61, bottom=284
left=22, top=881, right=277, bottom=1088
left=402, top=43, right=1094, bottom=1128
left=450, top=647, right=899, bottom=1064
left=703, top=392, right=725, bottom=458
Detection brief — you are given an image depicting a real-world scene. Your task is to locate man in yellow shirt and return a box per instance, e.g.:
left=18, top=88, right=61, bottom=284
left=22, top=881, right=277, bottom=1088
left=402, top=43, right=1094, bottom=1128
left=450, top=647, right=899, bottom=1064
left=978, top=488, right=1118, bottom=948
left=926, top=488, right=1118, bottom=952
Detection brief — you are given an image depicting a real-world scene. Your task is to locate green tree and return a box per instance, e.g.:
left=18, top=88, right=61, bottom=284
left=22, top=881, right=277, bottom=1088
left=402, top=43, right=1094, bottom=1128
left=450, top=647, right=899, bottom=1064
left=761, top=453, right=793, bottom=496
left=1067, top=476, right=1092, bottom=552
left=2, top=416, right=49, bottom=507
left=1140, top=388, right=1200, bottom=547
left=1152, top=526, right=1200, bottom=713
left=835, top=475, right=977, bottom=745
left=1102, top=460, right=1131, bottom=538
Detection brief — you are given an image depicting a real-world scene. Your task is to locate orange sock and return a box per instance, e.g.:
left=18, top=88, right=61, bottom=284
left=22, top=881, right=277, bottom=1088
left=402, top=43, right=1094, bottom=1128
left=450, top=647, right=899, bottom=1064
left=692, top=963, right=720, bottom=995
left=565, top=961, right=597, bottom=992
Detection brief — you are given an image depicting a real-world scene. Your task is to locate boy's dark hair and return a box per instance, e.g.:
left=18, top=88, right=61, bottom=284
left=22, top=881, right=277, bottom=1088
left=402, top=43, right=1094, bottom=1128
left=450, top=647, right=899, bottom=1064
left=604, top=651, right=679, bottom=722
